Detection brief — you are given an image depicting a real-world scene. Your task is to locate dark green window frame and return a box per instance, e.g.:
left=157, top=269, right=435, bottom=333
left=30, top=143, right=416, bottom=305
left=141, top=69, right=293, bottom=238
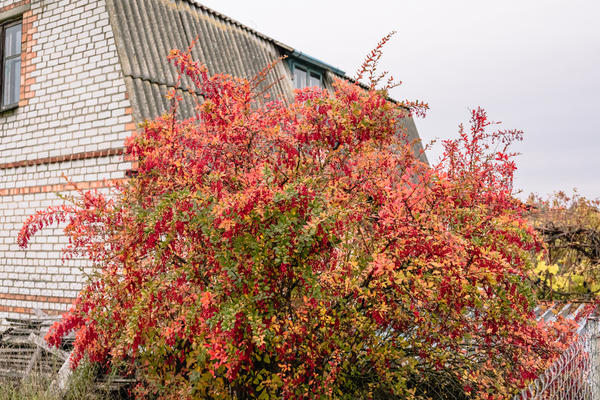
left=289, top=60, right=323, bottom=90
left=0, top=18, right=22, bottom=111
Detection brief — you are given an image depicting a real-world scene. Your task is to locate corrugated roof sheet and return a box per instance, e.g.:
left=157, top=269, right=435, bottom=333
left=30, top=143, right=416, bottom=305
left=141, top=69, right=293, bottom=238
left=534, top=302, right=597, bottom=334
left=106, top=0, right=293, bottom=122
left=105, top=0, right=427, bottom=163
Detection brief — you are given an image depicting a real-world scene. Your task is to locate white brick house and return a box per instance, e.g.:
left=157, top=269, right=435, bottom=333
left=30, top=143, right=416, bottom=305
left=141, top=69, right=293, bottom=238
left=0, top=0, right=425, bottom=318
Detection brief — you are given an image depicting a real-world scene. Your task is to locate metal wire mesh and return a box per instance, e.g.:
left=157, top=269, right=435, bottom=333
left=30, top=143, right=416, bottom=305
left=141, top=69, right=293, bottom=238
left=515, top=318, right=600, bottom=400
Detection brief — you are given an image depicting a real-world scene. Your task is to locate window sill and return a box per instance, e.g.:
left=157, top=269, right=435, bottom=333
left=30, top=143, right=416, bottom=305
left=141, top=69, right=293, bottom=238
left=0, top=104, right=18, bottom=115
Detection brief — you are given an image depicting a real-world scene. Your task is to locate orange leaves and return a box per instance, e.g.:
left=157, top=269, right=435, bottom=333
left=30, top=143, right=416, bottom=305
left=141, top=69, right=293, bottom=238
left=369, top=253, right=395, bottom=278
left=200, top=291, right=213, bottom=308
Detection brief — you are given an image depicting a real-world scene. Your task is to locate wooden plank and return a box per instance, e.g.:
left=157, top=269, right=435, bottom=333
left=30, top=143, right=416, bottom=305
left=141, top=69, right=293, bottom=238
left=0, top=370, right=23, bottom=379
left=23, top=346, right=42, bottom=379
left=32, top=308, right=48, bottom=318
left=27, top=333, right=69, bottom=360
left=49, top=352, right=73, bottom=393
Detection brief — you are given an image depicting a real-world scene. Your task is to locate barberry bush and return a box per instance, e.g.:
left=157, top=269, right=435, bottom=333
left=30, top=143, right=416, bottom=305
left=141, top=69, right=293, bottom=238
left=19, top=40, right=574, bottom=399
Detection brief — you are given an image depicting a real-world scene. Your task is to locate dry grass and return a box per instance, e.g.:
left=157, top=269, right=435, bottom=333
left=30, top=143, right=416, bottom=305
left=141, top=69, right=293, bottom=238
left=0, top=361, right=126, bottom=400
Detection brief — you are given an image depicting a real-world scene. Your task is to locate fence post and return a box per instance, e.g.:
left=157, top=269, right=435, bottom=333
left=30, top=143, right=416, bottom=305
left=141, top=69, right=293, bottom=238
left=589, top=317, right=600, bottom=400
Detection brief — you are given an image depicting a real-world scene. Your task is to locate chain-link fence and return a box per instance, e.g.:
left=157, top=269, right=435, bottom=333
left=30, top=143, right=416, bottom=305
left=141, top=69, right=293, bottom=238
left=515, top=318, right=600, bottom=400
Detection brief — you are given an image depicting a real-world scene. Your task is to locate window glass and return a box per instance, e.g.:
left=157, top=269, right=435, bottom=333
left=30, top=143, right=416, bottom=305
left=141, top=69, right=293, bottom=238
left=5, top=24, right=22, bottom=57
left=3, top=58, right=21, bottom=106
left=2, top=22, right=22, bottom=108
left=294, top=66, right=307, bottom=89
left=309, top=72, right=321, bottom=88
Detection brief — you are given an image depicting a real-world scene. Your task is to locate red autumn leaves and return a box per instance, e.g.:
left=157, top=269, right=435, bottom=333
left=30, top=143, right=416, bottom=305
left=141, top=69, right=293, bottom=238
left=18, top=44, right=576, bottom=399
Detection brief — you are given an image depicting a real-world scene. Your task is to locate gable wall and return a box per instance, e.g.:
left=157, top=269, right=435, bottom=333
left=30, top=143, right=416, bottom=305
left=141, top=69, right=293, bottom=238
left=0, top=0, right=133, bottom=318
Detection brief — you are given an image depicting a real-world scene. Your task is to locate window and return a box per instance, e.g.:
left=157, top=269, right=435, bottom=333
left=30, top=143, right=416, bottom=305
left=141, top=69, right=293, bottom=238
left=0, top=19, right=22, bottom=111
left=291, top=62, right=323, bottom=89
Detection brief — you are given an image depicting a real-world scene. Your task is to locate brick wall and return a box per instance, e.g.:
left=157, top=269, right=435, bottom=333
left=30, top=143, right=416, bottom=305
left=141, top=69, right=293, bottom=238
left=0, top=0, right=134, bottom=318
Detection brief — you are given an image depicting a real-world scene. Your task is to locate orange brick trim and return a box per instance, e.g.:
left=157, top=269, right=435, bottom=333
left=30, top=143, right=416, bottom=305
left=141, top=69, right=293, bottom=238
left=0, top=293, right=75, bottom=305
left=0, top=291, right=75, bottom=316
left=0, top=178, right=128, bottom=196
left=0, top=305, right=66, bottom=316
left=0, top=304, right=31, bottom=314
left=0, top=147, right=126, bottom=169
left=19, top=6, right=37, bottom=107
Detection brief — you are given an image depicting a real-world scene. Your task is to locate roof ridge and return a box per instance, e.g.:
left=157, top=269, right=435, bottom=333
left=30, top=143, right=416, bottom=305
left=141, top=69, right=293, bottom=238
left=182, top=0, right=293, bottom=52
left=178, top=1, right=351, bottom=80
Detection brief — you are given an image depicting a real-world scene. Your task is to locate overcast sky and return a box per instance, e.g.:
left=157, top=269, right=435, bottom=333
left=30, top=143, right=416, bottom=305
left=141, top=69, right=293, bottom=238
left=200, top=0, right=600, bottom=199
